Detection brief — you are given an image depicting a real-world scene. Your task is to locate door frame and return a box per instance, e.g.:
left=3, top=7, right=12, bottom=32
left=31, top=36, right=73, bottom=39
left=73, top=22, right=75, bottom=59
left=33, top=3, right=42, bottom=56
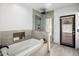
left=60, top=14, right=75, bottom=48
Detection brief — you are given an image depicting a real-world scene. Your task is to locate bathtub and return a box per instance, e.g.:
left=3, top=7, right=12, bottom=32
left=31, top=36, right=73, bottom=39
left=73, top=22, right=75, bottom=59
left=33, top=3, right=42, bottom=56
left=6, top=38, right=44, bottom=56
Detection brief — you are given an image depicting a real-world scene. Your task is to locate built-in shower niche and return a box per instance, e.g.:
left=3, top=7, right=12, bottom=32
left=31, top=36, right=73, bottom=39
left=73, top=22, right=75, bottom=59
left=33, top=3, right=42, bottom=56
left=35, top=15, right=41, bottom=31
left=13, top=32, right=25, bottom=42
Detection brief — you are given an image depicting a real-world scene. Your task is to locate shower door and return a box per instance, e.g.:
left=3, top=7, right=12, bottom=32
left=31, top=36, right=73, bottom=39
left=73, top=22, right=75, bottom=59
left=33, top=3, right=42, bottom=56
left=60, top=15, right=75, bottom=48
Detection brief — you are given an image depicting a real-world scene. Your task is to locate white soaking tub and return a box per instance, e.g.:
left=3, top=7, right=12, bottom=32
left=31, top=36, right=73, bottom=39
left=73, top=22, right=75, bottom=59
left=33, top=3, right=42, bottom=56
left=5, top=38, right=44, bottom=56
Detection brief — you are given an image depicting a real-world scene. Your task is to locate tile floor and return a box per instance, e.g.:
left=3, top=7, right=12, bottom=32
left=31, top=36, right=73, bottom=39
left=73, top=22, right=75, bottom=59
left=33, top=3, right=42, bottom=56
left=50, top=43, right=79, bottom=56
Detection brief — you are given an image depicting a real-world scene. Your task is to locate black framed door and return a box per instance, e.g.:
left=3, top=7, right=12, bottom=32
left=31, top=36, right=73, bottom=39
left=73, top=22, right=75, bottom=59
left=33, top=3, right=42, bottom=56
left=60, top=15, right=75, bottom=48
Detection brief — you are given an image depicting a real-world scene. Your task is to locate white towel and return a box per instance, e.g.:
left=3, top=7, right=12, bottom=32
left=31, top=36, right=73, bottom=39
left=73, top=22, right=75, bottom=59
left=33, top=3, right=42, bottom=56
left=1, top=47, right=8, bottom=56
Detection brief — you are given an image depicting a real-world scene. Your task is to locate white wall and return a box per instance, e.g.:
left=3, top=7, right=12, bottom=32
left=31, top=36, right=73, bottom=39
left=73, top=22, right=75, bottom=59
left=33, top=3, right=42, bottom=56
left=54, top=4, right=79, bottom=48
left=76, top=13, right=79, bottom=48
left=0, top=3, right=32, bottom=31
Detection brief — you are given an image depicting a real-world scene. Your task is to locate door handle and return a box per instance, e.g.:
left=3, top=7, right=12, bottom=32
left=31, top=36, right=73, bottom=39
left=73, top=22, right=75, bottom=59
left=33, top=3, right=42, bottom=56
left=72, top=32, right=75, bottom=35
left=72, top=31, right=75, bottom=32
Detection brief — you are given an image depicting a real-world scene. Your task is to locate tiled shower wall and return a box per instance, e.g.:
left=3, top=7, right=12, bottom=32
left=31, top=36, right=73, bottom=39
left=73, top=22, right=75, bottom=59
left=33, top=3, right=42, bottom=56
left=0, top=30, right=48, bottom=46
left=0, top=30, right=32, bottom=45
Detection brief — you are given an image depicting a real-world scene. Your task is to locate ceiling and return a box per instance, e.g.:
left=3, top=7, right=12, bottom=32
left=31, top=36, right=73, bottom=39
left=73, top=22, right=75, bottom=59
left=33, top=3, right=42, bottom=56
left=24, top=3, right=78, bottom=12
